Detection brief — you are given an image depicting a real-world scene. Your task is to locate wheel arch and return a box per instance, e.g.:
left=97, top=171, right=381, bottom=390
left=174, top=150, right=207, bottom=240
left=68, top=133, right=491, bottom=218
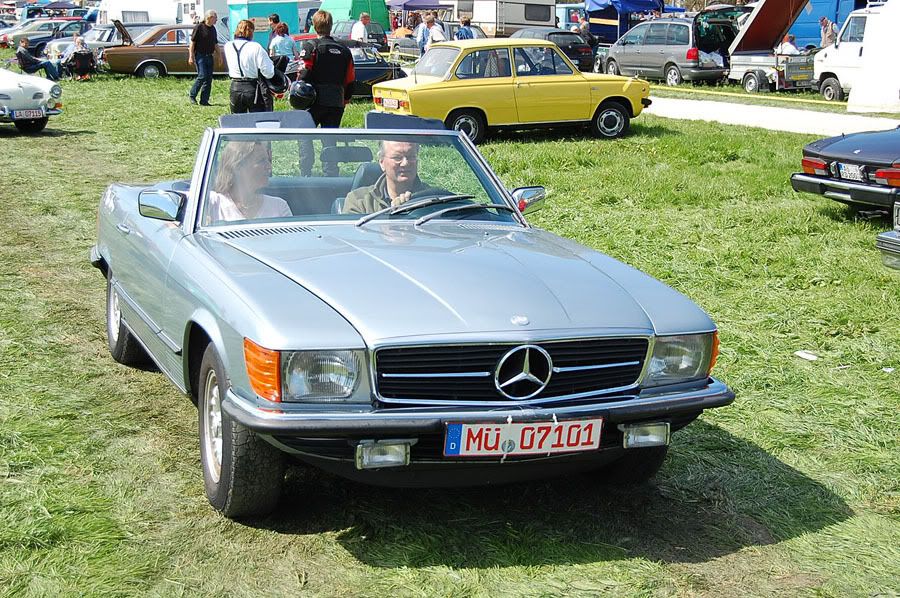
left=135, top=59, right=166, bottom=76
left=444, top=106, right=488, bottom=126
left=183, top=313, right=229, bottom=403
left=596, top=96, right=634, bottom=118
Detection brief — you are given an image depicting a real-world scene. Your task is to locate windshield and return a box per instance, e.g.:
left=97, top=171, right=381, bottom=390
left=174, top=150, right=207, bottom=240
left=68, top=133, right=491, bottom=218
left=413, top=47, right=459, bottom=78
left=550, top=32, right=586, bottom=46
left=200, top=132, right=517, bottom=227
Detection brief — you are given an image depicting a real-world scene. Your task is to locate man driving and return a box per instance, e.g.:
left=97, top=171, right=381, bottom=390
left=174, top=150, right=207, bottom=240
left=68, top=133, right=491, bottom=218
left=342, top=141, right=429, bottom=214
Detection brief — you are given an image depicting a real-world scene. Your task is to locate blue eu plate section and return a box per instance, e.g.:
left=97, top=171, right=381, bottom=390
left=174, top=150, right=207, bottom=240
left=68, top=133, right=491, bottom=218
left=444, top=423, right=464, bottom=456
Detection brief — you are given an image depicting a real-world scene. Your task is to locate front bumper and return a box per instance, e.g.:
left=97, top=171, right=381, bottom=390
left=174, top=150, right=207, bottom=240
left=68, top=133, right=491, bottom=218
left=223, top=377, right=734, bottom=436
left=683, top=67, right=727, bottom=82
left=876, top=230, right=900, bottom=270
left=791, top=172, right=899, bottom=209
left=0, top=106, right=62, bottom=123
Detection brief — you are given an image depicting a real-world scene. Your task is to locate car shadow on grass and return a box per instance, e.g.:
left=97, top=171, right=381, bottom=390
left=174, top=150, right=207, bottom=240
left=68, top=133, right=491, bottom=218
left=0, top=128, right=95, bottom=138
left=488, top=122, right=677, bottom=145
left=247, top=420, right=850, bottom=567
left=818, top=202, right=892, bottom=225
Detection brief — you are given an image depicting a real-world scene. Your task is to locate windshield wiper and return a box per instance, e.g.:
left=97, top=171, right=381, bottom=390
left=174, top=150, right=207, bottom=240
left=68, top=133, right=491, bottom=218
left=355, top=194, right=476, bottom=227
left=414, top=203, right=517, bottom=226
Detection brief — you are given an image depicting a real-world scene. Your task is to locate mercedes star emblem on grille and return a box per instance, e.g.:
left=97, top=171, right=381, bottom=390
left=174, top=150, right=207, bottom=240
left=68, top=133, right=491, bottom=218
left=494, top=345, right=553, bottom=400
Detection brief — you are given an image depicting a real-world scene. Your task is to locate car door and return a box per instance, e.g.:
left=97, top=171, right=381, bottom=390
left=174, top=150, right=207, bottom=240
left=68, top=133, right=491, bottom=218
left=640, top=22, right=668, bottom=79
left=152, top=27, right=192, bottom=73
left=512, top=45, right=590, bottom=122
left=447, top=47, right=518, bottom=124
left=613, top=23, right=647, bottom=75
left=831, top=15, right=866, bottom=90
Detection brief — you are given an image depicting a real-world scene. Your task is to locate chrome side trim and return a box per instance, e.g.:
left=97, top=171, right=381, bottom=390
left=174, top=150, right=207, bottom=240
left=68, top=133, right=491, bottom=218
left=553, top=360, right=640, bottom=373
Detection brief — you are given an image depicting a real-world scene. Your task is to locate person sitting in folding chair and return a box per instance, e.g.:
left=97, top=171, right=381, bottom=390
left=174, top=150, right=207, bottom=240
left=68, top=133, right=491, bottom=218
left=67, top=49, right=97, bottom=80
left=16, top=38, right=60, bottom=81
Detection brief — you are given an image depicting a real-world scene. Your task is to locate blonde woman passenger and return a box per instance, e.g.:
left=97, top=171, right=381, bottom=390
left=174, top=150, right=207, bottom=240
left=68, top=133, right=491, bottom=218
left=206, top=142, right=291, bottom=224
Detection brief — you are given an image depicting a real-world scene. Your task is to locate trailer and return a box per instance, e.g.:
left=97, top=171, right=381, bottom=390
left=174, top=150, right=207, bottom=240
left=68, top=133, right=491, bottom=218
left=726, top=0, right=816, bottom=92
left=469, top=0, right=555, bottom=37
left=97, top=0, right=183, bottom=24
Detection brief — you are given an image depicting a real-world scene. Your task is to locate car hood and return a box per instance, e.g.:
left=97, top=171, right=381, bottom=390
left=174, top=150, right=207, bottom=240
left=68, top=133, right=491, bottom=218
left=0, top=67, right=55, bottom=93
left=804, top=127, right=900, bottom=165
left=205, top=223, right=709, bottom=345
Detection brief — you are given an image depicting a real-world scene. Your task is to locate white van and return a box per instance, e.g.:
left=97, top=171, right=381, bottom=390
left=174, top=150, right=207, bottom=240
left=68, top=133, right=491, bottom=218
left=813, top=1, right=884, bottom=101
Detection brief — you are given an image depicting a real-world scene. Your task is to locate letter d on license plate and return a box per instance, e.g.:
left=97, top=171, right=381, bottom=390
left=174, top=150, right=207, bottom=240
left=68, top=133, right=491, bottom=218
left=444, top=419, right=602, bottom=457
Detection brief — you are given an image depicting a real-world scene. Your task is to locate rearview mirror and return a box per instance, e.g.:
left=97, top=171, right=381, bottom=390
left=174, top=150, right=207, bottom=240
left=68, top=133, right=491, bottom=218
left=139, top=189, right=185, bottom=221
left=511, top=186, right=546, bottom=215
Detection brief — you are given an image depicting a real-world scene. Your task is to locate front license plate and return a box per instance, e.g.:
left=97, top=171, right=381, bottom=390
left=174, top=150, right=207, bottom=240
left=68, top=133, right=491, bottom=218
left=444, top=419, right=602, bottom=457
left=382, top=98, right=399, bottom=109
left=12, top=109, right=43, bottom=120
left=838, top=163, right=864, bottom=182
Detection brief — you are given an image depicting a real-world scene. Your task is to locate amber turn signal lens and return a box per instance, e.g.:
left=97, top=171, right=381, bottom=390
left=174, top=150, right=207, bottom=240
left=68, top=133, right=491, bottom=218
left=708, top=331, right=720, bottom=375
left=243, top=338, right=280, bottom=402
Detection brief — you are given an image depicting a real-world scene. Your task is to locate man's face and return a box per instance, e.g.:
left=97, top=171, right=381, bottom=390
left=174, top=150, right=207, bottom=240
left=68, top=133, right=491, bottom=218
left=380, top=142, right=419, bottom=186
left=206, top=13, right=217, bottom=25
left=361, top=15, right=371, bottom=25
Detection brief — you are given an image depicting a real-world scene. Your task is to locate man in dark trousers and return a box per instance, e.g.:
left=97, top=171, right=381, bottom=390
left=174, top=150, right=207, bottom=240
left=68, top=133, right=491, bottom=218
left=188, top=10, right=220, bottom=105
left=298, top=10, right=355, bottom=176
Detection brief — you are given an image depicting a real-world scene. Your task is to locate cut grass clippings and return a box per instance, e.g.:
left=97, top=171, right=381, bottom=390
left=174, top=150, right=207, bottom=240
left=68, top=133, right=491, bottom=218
left=0, top=71, right=898, bottom=597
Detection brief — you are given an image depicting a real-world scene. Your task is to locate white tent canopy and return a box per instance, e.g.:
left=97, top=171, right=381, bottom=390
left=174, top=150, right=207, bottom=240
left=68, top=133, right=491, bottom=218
left=847, top=0, right=900, bottom=114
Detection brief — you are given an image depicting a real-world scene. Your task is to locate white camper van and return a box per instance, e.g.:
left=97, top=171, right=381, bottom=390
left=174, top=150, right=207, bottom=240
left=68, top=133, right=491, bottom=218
left=97, top=0, right=183, bottom=25
left=813, top=1, right=885, bottom=101
left=445, top=0, right=556, bottom=36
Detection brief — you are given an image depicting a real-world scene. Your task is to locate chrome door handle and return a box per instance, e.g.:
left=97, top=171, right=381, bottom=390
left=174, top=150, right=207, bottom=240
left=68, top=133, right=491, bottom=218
left=116, top=223, right=131, bottom=234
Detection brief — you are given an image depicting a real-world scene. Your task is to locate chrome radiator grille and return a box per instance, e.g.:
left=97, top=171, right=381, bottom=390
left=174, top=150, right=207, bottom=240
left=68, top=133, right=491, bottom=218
left=375, top=338, right=649, bottom=405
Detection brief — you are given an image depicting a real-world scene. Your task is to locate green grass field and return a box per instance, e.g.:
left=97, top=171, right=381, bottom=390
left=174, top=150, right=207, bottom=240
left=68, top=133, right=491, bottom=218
left=0, top=73, right=898, bottom=597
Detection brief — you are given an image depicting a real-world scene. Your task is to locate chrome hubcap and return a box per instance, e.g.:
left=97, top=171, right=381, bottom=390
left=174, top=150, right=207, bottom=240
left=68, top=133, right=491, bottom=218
left=608, top=62, right=618, bottom=75
left=824, top=87, right=834, bottom=100
left=666, top=69, right=679, bottom=85
left=597, top=109, right=624, bottom=136
left=144, top=65, right=160, bottom=78
left=203, top=368, right=223, bottom=483
left=454, top=115, right=478, bottom=139
left=108, top=283, right=120, bottom=344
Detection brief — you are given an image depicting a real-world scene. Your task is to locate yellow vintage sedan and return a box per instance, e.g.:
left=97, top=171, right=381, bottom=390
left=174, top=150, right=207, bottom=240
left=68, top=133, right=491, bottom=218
left=372, top=38, right=651, bottom=144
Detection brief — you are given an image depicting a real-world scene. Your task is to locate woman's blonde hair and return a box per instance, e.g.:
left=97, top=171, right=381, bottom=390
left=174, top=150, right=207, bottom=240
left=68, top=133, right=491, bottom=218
left=234, top=19, right=255, bottom=40
left=211, top=142, right=269, bottom=201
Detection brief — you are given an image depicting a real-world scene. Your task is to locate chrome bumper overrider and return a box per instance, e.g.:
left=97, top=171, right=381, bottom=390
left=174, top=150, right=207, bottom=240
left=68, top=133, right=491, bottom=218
left=876, top=230, right=900, bottom=270
left=222, top=378, right=735, bottom=436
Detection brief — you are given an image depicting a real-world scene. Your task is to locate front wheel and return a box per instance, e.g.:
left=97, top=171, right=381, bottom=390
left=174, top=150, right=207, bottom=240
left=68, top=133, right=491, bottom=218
left=198, top=344, right=285, bottom=518
left=664, top=64, right=682, bottom=86
left=590, top=102, right=630, bottom=139
left=13, top=117, right=48, bottom=134
left=605, top=59, right=620, bottom=76
left=593, top=54, right=604, bottom=73
left=820, top=77, right=843, bottom=101
left=742, top=71, right=761, bottom=93
left=445, top=109, right=486, bottom=144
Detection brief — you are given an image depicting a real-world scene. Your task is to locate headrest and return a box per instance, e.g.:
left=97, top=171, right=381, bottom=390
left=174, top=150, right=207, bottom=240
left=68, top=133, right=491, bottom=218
left=364, top=111, right=446, bottom=131
left=320, top=145, right=374, bottom=163
left=352, top=162, right=383, bottom=190
left=218, top=110, right=315, bottom=129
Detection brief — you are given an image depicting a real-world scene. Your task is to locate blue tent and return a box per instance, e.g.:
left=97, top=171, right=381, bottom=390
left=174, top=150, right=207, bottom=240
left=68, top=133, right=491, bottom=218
left=586, top=0, right=661, bottom=12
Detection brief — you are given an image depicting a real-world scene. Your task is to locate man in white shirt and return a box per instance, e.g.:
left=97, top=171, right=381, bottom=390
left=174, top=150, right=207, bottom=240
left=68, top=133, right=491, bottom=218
left=424, top=14, right=445, bottom=51
left=775, top=33, right=800, bottom=55
left=351, top=12, right=370, bottom=43
left=224, top=19, right=276, bottom=113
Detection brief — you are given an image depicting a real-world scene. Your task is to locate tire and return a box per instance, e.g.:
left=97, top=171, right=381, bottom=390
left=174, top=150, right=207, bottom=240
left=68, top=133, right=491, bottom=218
left=137, top=62, right=163, bottom=78
left=593, top=54, right=604, bottom=73
left=445, top=109, right=486, bottom=145
left=601, top=446, right=669, bottom=484
left=605, top=59, right=620, bottom=76
left=821, top=77, right=843, bottom=102
left=106, top=273, right=150, bottom=366
left=742, top=71, right=761, bottom=93
left=198, top=344, right=285, bottom=518
left=590, top=101, right=630, bottom=139
left=33, top=43, right=45, bottom=57
left=13, top=117, right=48, bottom=134
left=390, top=44, right=401, bottom=61
left=664, top=64, right=682, bottom=86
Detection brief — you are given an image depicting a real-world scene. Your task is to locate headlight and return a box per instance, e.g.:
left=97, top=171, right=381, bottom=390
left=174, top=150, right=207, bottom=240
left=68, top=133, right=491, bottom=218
left=282, top=350, right=362, bottom=402
left=50, top=85, right=62, bottom=99
left=642, top=333, right=718, bottom=388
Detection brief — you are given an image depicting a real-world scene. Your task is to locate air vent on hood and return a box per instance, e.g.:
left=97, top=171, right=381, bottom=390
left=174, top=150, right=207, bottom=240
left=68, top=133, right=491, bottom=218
left=216, top=225, right=314, bottom=240
left=457, top=223, right=522, bottom=231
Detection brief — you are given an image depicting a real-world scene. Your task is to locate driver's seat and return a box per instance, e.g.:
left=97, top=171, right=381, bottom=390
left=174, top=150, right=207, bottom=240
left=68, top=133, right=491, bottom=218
left=332, top=162, right=383, bottom=213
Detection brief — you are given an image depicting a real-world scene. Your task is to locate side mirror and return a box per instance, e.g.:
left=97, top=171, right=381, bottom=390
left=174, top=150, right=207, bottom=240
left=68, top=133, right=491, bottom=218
left=511, top=186, right=546, bottom=215
left=138, top=189, right=185, bottom=221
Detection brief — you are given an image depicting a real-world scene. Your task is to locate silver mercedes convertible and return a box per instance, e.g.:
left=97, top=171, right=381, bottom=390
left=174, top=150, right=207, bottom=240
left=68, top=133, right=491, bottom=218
left=91, top=112, right=734, bottom=518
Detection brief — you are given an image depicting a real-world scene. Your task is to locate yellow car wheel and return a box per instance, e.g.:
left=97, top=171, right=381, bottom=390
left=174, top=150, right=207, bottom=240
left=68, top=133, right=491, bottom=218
left=590, top=102, right=630, bottom=139
left=445, top=109, right=486, bottom=145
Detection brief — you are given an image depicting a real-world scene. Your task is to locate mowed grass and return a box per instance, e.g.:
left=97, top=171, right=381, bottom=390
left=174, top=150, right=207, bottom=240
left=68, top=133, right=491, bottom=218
left=0, top=71, right=898, bottom=597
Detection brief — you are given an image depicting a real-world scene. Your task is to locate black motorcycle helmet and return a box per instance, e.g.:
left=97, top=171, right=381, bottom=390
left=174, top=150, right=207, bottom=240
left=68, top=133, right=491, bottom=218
left=264, top=71, right=290, bottom=95
left=288, top=81, right=316, bottom=110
